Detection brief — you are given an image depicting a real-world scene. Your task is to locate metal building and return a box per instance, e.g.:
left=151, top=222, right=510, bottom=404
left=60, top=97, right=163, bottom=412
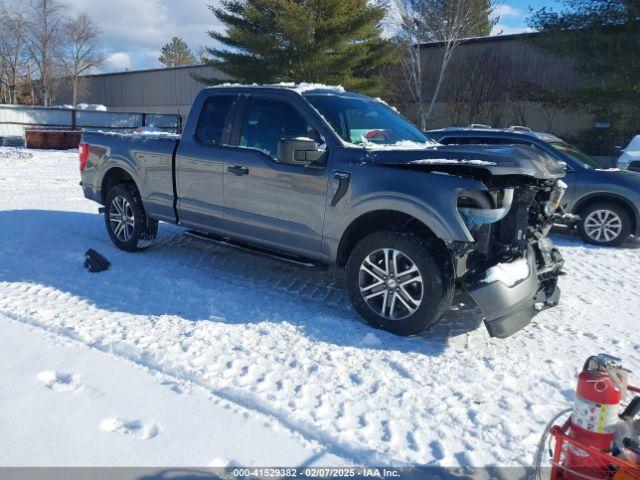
left=55, top=65, right=231, bottom=118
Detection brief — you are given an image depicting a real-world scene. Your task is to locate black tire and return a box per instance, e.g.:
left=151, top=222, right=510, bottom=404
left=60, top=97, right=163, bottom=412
left=104, top=183, right=158, bottom=252
left=578, top=202, right=631, bottom=247
left=345, top=231, right=454, bottom=336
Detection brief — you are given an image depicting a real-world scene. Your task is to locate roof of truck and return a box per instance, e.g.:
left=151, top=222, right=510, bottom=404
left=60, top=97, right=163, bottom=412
left=209, top=82, right=348, bottom=95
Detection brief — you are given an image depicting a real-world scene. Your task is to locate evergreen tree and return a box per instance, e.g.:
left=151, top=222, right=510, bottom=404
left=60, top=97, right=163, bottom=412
left=202, top=0, right=392, bottom=94
left=159, top=37, right=197, bottom=68
left=469, top=0, right=496, bottom=37
left=529, top=0, right=640, bottom=124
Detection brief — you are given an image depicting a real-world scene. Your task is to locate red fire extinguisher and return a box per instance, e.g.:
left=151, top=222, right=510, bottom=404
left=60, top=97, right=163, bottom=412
left=567, top=355, right=625, bottom=472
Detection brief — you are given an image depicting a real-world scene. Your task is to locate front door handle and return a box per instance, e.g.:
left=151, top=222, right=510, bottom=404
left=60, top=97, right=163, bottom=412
left=228, top=165, right=249, bottom=175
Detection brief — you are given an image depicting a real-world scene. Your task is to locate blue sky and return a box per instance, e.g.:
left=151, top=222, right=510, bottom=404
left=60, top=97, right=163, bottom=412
left=11, top=0, right=561, bottom=72
left=494, top=0, right=558, bottom=34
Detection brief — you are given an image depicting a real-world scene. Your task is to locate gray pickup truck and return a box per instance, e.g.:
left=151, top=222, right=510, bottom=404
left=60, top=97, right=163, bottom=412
left=79, top=84, right=566, bottom=338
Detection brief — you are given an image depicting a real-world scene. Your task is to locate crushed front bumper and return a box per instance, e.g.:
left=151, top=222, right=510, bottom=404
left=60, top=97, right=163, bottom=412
left=465, top=240, right=563, bottom=338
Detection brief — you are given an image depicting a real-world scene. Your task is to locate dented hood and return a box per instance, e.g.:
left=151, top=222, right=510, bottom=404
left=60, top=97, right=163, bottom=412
left=367, top=144, right=566, bottom=180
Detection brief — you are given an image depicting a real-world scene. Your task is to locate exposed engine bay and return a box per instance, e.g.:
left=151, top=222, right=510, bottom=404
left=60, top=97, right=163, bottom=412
left=371, top=143, right=570, bottom=337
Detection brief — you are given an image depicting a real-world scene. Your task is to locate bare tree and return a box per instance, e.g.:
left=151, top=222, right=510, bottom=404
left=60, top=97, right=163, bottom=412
left=0, top=3, right=30, bottom=104
left=464, top=51, right=499, bottom=123
left=395, top=0, right=498, bottom=128
left=442, top=57, right=467, bottom=125
left=58, top=13, right=103, bottom=106
left=395, top=0, right=429, bottom=128
left=25, top=0, right=64, bottom=105
left=422, top=0, right=498, bottom=121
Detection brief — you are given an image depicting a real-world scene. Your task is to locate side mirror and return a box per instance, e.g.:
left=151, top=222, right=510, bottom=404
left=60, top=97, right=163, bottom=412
left=277, top=137, right=325, bottom=167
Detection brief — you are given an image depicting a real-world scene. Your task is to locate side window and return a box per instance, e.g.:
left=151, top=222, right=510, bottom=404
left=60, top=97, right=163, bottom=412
left=239, top=97, right=318, bottom=161
left=439, top=136, right=494, bottom=145
left=195, top=95, right=236, bottom=145
left=438, top=136, right=464, bottom=145
left=463, top=136, right=503, bottom=145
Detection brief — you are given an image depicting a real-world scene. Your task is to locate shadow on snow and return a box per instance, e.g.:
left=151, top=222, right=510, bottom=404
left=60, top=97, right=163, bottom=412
left=0, top=209, right=490, bottom=356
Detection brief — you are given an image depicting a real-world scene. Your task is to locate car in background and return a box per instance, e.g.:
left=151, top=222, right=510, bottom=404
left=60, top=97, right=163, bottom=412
left=427, top=126, right=640, bottom=246
left=617, top=135, right=640, bottom=172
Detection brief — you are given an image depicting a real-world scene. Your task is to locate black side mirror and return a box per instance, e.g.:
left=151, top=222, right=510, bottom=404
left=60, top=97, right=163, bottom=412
left=277, top=137, right=325, bottom=167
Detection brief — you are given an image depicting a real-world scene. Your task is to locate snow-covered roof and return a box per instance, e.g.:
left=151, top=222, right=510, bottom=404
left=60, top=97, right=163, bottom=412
left=210, top=82, right=346, bottom=94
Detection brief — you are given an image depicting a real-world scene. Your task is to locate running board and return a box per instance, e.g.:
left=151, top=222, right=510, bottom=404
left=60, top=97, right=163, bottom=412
left=184, top=230, right=326, bottom=270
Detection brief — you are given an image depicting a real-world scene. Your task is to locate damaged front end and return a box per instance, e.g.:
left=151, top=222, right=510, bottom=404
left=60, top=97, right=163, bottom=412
left=452, top=177, right=566, bottom=338
left=369, top=144, right=568, bottom=338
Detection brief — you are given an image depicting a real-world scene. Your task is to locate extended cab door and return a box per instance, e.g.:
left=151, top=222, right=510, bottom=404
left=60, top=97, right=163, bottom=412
left=175, top=93, right=239, bottom=233
left=222, top=95, right=331, bottom=261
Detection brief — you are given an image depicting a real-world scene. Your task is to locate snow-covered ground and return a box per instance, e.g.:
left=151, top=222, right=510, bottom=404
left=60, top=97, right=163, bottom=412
left=1, top=148, right=639, bottom=467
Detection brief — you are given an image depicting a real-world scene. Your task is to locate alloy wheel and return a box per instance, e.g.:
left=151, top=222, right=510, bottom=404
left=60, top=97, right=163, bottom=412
left=584, top=209, right=622, bottom=243
left=109, top=195, right=135, bottom=242
left=358, top=248, right=424, bottom=320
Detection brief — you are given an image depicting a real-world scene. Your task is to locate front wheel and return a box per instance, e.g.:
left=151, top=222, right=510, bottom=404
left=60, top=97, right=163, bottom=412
left=578, top=202, right=631, bottom=247
left=104, top=183, right=158, bottom=252
left=345, top=231, right=454, bottom=336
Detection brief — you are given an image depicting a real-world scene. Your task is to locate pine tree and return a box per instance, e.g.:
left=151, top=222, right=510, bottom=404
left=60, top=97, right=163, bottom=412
left=469, top=0, right=496, bottom=37
left=201, top=0, right=393, bottom=94
left=159, top=37, right=197, bottom=68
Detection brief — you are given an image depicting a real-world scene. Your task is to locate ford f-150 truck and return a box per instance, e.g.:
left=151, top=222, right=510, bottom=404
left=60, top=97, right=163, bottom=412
left=79, top=84, right=566, bottom=338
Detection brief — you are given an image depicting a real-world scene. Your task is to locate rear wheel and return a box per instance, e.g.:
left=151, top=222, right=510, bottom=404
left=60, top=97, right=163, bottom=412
left=578, top=202, right=631, bottom=246
left=345, top=231, right=453, bottom=336
left=104, top=183, right=158, bottom=252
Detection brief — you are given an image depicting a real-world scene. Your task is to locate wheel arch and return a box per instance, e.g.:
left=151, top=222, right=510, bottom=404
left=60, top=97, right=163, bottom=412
left=335, top=210, right=451, bottom=268
left=100, top=166, right=140, bottom=204
left=573, top=193, right=637, bottom=234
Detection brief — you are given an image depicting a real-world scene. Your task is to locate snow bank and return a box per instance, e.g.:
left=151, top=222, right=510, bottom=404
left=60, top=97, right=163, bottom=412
left=77, top=103, right=107, bottom=111
left=483, top=257, right=530, bottom=287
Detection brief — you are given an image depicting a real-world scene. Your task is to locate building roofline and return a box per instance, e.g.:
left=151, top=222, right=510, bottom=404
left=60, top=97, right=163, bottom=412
left=82, top=63, right=215, bottom=79
left=417, top=30, right=540, bottom=48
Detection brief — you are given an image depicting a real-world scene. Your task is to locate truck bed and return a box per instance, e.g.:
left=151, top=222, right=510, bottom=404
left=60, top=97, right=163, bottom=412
left=80, top=130, right=181, bottom=223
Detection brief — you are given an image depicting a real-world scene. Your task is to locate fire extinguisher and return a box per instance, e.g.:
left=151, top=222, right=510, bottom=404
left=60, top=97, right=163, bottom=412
left=567, top=355, right=626, bottom=473
left=571, top=355, right=624, bottom=450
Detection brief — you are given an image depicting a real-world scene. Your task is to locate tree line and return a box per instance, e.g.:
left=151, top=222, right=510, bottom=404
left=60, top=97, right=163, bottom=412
left=0, top=0, right=103, bottom=107
left=192, top=0, right=637, bottom=141
left=2, top=0, right=637, bottom=146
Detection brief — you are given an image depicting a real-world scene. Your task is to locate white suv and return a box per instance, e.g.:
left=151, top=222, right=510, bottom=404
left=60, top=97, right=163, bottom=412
left=617, top=135, right=640, bottom=171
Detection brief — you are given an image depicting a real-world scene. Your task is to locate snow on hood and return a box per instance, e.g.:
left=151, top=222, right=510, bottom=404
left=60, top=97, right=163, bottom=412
left=345, top=139, right=440, bottom=150
left=411, top=158, right=497, bottom=166
left=368, top=143, right=567, bottom=180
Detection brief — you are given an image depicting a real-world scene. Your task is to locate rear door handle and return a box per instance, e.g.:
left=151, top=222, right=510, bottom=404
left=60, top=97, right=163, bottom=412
left=228, top=165, right=249, bottom=175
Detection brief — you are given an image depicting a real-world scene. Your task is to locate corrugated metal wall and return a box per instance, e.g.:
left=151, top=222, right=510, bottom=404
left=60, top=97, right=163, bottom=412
left=0, top=105, right=180, bottom=137
left=418, top=33, right=584, bottom=101
left=55, top=65, right=230, bottom=118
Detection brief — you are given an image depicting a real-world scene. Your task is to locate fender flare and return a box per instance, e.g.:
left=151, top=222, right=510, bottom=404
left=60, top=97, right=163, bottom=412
left=99, top=155, right=144, bottom=202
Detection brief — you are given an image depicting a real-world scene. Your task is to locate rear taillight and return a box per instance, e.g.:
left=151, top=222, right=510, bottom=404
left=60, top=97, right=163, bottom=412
left=79, top=143, right=89, bottom=171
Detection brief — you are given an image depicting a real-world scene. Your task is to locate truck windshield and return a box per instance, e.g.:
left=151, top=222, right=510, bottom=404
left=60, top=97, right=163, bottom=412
left=550, top=142, right=603, bottom=170
left=304, top=94, right=433, bottom=147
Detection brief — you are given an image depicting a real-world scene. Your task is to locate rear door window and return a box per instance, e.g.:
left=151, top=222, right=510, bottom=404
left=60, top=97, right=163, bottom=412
left=195, top=95, right=236, bottom=145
